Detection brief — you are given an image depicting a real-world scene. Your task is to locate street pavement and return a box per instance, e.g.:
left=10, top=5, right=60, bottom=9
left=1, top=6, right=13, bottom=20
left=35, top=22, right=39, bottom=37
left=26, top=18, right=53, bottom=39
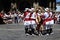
left=0, top=23, right=60, bottom=40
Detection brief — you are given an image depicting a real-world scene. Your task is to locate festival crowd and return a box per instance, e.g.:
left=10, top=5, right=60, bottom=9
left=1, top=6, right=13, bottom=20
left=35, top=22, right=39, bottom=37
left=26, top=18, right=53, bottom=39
left=0, top=7, right=60, bottom=36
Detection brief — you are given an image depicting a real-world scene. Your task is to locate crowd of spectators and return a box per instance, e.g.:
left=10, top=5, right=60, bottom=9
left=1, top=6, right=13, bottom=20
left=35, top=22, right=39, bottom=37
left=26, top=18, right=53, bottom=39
left=0, top=7, right=60, bottom=24
left=0, top=9, right=23, bottom=24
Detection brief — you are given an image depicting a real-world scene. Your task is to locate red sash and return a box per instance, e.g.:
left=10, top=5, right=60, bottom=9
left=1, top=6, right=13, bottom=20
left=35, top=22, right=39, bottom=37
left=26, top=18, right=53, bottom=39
left=43, top=13, right=52, bottom=25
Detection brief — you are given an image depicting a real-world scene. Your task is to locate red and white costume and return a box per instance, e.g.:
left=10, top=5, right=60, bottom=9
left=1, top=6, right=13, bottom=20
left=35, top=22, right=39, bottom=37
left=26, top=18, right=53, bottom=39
left=29, top=12, right=40, bottom=29
left=43, top=12, right=54, bottom=25
left=23, top=11, right=31, bottom=25
left=30, top=12, right=37, bottom=24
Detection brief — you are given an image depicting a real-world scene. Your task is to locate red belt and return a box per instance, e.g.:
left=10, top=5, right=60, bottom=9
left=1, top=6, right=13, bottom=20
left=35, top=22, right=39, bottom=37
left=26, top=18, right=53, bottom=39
left=24, top=18, right=30, bottom=21
left=45, top=18, right=52, bottom=22
left=30, top=19, right=35, bottom=20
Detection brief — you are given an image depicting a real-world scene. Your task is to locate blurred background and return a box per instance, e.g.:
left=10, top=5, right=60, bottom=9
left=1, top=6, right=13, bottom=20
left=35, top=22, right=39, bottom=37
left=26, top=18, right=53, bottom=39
left=0, top=0, right=60, bottom=24
left=0, top=0, right=56, bottom=12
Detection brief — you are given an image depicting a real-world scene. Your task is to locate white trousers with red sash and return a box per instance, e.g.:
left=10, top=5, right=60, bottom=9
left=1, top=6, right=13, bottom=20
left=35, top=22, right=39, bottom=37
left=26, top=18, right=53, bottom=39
left=43, top=18, right=54, bottom=30
left=24, top=18, right=31, bottom=29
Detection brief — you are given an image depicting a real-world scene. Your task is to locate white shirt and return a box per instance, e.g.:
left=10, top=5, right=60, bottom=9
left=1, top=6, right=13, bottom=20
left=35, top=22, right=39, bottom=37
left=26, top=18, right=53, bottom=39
left=44, top=12, right=52, bottom=19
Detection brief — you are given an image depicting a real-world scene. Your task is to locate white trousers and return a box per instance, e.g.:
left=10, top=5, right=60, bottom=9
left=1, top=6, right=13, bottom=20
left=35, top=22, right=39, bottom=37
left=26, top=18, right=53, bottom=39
left=45, top=20, right=54, bottom=29
left=24, top=21, right=31, bottom=25
left=30, top=20, right=37, bottom=29
left=46, top=20, right=54, bottom=25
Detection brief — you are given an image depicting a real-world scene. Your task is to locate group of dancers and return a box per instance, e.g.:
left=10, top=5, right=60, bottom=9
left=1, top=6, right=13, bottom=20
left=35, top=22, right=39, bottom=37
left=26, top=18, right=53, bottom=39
left=21, top=7, right=54, bottom=36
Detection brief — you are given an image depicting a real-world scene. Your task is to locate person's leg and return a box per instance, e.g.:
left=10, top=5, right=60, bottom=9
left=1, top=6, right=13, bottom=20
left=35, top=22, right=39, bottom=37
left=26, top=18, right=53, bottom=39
left=28, top=25, right=32, bottom=35
left=25, top=25, right=28, bottom=34
left=31, top=24, right=39, bottom=35
left=30, top=24, right=34, bottom=34
left=36, top=24, right=40, bottom=35
left=49, top=20, right=54, bottom=34
left=48, top=25, right=53, bottom=34
left=41, top=25, right=47, bottom=35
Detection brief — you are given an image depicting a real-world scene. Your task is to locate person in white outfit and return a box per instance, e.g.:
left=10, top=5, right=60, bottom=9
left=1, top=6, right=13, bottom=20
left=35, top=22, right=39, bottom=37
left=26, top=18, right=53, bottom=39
left=42, top=8, right=54, bottom=35
left=22, top=8, right=32, bottom=36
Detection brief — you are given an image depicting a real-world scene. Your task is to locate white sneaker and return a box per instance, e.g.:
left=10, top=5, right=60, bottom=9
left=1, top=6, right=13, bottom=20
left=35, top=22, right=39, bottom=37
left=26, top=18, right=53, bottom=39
left=26, top=33, right=29, bottom=36
left=46, top=34, right=49, bottom=36
left=32, top=34, right=36, bottom=36
left=38, top=34, right=40, bottom=36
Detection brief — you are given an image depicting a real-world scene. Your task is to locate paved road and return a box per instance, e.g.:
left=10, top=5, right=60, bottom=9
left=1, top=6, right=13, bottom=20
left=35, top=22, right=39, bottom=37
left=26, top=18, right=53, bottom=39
left=0, top=24, right=60, bottom=40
